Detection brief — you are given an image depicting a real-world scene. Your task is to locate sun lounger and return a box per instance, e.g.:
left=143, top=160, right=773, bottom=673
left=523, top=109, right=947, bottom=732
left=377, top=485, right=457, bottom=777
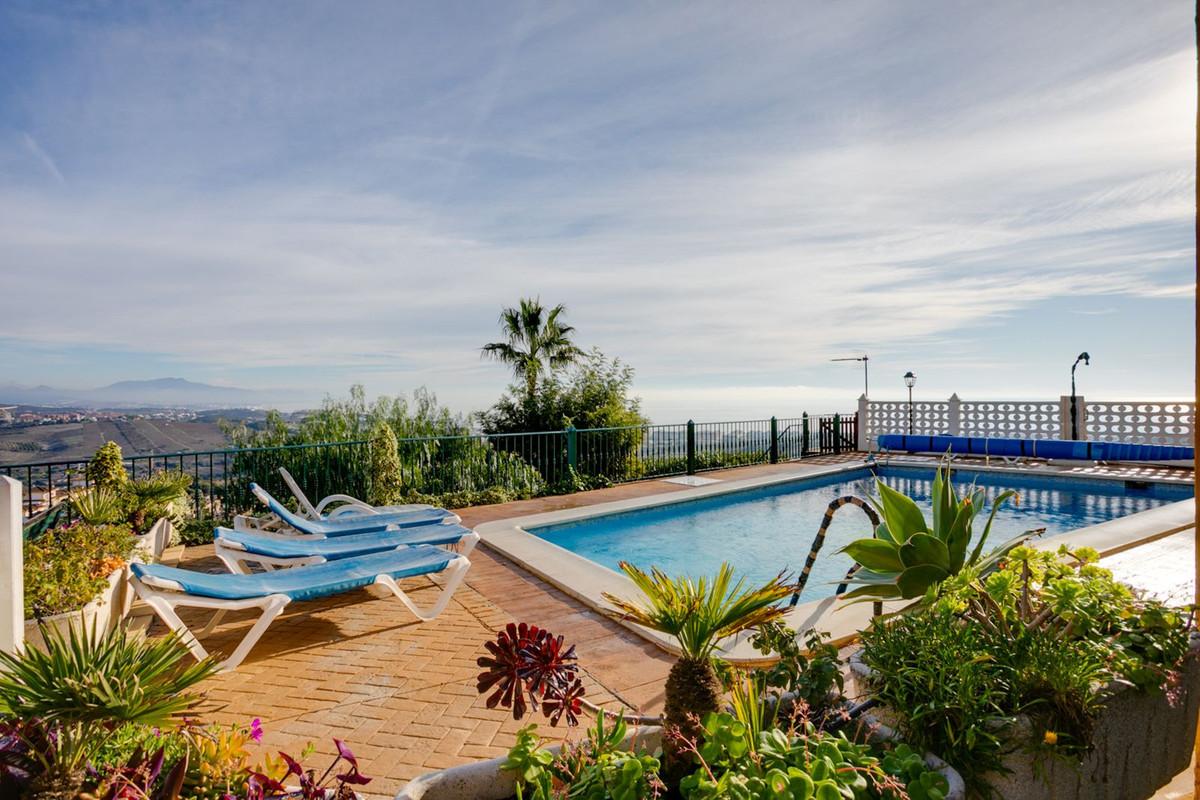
left=277, top=467, right=433, bottom=520
left=212, top=524, right=479, bottom=572
left=129, top=545, right=470, bottom=671
left=235, top=483, right=458, bottom=536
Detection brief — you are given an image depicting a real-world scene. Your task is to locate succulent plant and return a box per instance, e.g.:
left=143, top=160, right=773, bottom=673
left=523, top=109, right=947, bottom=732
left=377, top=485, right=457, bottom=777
left=839, top=461, right=1038, bottom=602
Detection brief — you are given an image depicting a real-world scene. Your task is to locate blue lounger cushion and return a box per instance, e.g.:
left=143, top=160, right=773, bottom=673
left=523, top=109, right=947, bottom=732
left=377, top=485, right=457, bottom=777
left=130, top=545, right=455, bottom=602
left=876, top=434, right=1193, bottom=462
left=251, top=483, right=456, bottom=536
left=215, top=525, right=470, bottom=560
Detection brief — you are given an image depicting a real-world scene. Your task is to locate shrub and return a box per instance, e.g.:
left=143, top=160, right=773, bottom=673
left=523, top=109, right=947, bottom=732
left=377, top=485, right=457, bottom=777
left=367, top=422, right=404, bottom=505
left=86, top=442, right=128, bottom=491
left=23, top=523, right=137, bottom=618
left=176, top=514, right=223, bottom=547
left=859, top=546, right=1195, bottom=797
left=748, top=623, right=844, bottom=719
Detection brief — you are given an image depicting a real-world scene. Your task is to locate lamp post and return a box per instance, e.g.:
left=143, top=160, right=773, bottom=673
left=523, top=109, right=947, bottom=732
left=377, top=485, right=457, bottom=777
left=832, top=355, right=870, bottom=397
left=903, top=371, right=916, bottom=434
left=1070, top=352, right=1090, bottom=440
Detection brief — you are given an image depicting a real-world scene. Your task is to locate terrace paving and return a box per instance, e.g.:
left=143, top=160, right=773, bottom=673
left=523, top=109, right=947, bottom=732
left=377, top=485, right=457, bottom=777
left=169, top=455, right=1195, bottom=798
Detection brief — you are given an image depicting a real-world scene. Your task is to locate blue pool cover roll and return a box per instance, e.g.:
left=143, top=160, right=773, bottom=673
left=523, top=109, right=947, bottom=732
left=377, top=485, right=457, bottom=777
left=876, top=434, right=1193, bottom=462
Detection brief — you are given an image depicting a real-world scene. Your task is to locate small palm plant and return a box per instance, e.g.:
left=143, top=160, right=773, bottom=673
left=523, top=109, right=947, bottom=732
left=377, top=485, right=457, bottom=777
left=603, top=563, right=792, bottom=772
left=0, top=623, right=217, bottom=797
left=839, top=461, right=1037, bottom=602
left=481, top=297, right=584, bottom=406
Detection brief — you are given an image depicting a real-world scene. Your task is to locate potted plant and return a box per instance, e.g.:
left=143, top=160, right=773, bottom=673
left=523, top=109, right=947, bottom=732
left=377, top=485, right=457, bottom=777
left=852, top=545, right=1198, bottom=800
left=21, top=521, right=140, bottom=651
left=20, top=446, right=194, bottom=649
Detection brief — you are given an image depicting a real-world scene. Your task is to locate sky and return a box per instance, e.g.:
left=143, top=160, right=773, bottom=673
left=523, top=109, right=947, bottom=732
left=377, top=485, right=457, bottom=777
left=0, top=1, right=1194, bottom=422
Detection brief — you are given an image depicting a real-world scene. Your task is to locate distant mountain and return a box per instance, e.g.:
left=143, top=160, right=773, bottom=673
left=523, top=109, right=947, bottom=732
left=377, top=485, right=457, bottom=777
left=0, top=378, right=283, bottom=409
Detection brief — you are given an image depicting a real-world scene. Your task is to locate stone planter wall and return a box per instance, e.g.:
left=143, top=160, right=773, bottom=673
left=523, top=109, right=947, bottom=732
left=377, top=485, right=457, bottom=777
left=23, top=567, right=130, bottom=650
left=987, top=645, right=1200, bottom=800
left=851, top=641, right=1200, bottom=800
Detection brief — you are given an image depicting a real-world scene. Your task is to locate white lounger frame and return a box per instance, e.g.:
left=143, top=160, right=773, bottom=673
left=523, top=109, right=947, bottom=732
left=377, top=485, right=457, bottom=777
left=131, top=556, right=471, bottom=671
left=212, top=531, right=480, bottom=574
left=279, top=467, right=431, bottom=520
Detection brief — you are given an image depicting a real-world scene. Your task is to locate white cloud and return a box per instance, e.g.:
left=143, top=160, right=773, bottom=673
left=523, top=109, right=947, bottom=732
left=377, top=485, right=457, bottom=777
left=0, top=1, right=1193, bottom=418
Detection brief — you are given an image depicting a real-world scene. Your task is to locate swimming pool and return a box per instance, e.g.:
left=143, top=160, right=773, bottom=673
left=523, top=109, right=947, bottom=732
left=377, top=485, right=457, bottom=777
left=529, top=466, right=1194, bottom=604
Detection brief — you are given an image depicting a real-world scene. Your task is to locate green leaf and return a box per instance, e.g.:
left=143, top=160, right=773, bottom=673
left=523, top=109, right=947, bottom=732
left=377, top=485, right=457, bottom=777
left=931, top=467, right=946, bottom=536
left=945, top=504, right=974, bottom=571
left=840, top=583, right=903, bottom=601
left=896, top=564, right=950, bottom=598
left=875, top=479, right=928, bottom=541
left=841, top=539, right=904, bottom=573
left=967, top=489, right=1019, bottom=566
left=899, top=533, right=950, bottom=571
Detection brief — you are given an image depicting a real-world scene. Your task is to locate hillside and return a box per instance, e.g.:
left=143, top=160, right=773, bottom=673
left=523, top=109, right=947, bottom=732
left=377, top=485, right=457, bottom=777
left=0, top=419, right=233, bottom=465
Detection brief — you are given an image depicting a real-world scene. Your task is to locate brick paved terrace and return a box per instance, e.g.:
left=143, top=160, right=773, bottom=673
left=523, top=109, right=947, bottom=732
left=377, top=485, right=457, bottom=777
left=165, top=455, right=1195, bottom=798
left=176, top=457, right=858, bottom=797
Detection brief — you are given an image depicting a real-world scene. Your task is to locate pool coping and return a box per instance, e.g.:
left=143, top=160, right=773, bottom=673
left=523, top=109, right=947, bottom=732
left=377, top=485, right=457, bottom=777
left=475, top=458, right=1195, bottom=662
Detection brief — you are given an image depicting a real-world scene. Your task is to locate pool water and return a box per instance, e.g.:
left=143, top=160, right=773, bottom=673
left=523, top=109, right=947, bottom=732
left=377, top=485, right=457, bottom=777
left=530, top=466, right=1193, bottom=603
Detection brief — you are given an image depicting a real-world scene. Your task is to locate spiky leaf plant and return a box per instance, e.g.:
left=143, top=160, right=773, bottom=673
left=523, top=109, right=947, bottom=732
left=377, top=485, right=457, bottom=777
left=69, top=487, right=126, bottom=526
left=838, top=460, right=1038, bottom=602
left=0, top=623, right=216, bottom=799
left=0, top=622, right=216, bottom=727
left=603, top=562, right=791, bottom=774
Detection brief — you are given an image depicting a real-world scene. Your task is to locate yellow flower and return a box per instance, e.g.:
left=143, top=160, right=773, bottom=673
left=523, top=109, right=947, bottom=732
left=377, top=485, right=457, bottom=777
left=1043, top=731, right=1058, bottom=746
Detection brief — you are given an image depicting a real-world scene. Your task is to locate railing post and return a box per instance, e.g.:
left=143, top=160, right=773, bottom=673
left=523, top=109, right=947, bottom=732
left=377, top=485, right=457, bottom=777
left=948, top=393, right=962, bottom=436
left=565, top=426, right=578, bottom=471
left=686, top=420, right=696, bottom=475
left=832, top=413, right=842, bottom=455
left=769, top=417, right=779, bottom=464
left=856, top=394, right=869, bottom=451
left=801, top=413, right=810, bottom=457
left=0, top=476, right=23, bottom=655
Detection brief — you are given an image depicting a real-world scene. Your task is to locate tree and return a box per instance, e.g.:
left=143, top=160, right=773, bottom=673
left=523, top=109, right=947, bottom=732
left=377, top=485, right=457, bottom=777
left=479, top=349, right=649, bottom=483
left=481, top=298, right=584, bottom=407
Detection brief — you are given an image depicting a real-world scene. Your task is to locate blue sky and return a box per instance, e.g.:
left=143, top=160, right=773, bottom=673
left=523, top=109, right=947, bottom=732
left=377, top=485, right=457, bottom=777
left=0, top=1, right=1194, bottom=421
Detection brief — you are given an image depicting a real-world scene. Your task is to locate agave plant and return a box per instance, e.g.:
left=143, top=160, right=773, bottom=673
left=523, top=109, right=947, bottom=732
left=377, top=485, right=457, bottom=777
left=838, top=462, right=1037, bottom=602
left=0, top=622, right=216, bottom=726
left=0, top=623, right=216, bottom=798
left=70, top=487, right=126, bottom=526
left=603, top=562, right=792, bottom=773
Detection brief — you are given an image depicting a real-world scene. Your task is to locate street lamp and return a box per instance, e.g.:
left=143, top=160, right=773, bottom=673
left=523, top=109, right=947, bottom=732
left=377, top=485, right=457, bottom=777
left=1070, top=352, right=1090, bottom=440
left=832, top=354, right=870, bottom=397
left=903, top=371, right=916, bottom=434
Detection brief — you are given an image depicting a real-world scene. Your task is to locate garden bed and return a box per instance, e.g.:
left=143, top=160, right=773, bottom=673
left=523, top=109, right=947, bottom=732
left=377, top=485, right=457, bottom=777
left=851, top=639, right=1200, bottom=800
left=23, top=518, right=173, bottom=650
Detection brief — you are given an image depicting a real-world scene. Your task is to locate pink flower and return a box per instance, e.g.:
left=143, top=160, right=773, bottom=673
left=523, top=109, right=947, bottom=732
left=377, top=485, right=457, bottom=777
left=249, top=718, right=263, bottom=743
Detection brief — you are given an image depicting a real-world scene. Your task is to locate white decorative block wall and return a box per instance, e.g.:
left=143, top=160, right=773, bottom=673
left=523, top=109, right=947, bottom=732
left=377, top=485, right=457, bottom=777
left=863, top=396, right=1194, bottom=449
left=959, top=400, right=1061, bottom=440
left=1084, top=402, right=1194, bottom=446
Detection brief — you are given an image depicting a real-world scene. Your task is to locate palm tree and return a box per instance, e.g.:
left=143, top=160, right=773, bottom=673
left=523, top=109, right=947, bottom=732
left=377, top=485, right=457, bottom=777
left=603, top=562, right=792, bottom=775
left=481, top=298, right=584, bottom=406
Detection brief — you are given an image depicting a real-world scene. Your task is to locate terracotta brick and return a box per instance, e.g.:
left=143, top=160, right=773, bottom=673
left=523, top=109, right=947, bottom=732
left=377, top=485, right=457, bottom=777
left=171, top=461, right=877, bottom=786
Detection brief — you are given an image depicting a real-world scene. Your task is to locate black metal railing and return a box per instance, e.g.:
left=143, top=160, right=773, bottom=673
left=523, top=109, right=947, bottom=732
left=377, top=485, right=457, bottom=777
left=1, top=412, right=859, bottom=519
